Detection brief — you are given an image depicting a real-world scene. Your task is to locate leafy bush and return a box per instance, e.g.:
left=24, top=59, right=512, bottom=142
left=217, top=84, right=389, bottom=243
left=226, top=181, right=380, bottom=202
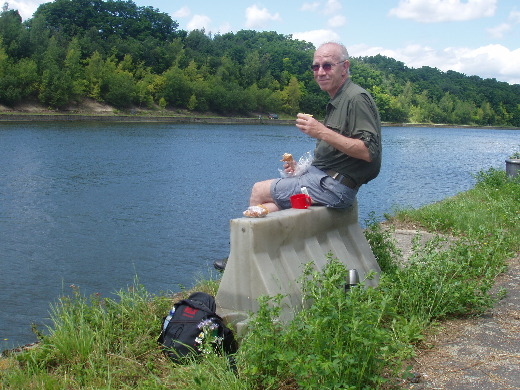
left=239, top=255, right=407, bottom=389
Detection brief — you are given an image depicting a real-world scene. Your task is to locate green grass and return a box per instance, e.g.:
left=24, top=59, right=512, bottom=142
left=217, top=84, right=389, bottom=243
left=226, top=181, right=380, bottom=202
left=1, top=168, right=518, bottom=389
left=390, top=167, right=519, bottom=256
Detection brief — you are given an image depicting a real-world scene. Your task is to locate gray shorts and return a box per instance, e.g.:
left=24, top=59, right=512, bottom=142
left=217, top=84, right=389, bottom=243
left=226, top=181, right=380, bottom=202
left=270, top=165, right=358, bottom=210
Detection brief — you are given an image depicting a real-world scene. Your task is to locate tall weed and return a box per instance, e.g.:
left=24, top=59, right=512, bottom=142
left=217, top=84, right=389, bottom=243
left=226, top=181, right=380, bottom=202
left=239, top=255, right=408, bottom=389
left=380, top=237, right=501, bottom=323
left=364, top=213, right=401, bottom=274
left=11, top=281, right=170, bottom=388
left=393, top=168, right=519, bottom=254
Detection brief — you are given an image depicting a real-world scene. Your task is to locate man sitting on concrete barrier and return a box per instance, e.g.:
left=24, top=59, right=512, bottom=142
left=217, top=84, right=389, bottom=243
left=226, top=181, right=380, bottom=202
left=244, top=42, right=382, bottom=217
left=214, top=42, right=381, bottom=271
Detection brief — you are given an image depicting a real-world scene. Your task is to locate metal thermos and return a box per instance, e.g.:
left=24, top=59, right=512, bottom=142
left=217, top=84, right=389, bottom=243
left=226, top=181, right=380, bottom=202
left=344, top=269, right=359, bottom=292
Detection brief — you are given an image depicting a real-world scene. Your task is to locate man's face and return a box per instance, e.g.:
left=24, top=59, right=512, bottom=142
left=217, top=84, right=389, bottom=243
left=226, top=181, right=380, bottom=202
left=312, top=44, right=349, bottom=97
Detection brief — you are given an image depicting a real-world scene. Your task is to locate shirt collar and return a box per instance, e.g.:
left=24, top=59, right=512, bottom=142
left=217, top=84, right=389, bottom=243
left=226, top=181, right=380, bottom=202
left=329, top=78, right=351, bottom=106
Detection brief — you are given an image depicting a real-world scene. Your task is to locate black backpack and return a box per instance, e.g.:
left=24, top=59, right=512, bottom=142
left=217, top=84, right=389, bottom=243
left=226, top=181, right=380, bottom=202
left=157, top=292, right=238, bottom=363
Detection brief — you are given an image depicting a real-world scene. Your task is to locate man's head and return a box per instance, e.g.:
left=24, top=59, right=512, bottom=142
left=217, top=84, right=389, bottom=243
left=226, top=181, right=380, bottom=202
left=312, top=42, right=350, bottom=97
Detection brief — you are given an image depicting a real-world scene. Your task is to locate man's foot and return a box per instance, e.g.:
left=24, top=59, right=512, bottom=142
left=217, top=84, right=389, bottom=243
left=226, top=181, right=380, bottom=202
left=213, top=257, right=228, bottom=272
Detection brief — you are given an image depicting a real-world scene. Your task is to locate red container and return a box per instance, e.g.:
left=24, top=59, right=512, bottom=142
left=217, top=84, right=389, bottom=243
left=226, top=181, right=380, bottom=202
left=290, top=194, right=312, bottom=209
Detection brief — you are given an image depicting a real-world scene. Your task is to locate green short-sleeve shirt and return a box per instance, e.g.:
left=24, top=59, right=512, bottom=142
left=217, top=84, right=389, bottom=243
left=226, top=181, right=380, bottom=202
left=312, top=78, right=382, bottom=186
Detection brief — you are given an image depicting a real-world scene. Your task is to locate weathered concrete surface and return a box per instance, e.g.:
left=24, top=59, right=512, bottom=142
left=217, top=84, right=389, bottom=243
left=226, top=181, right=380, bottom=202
left=216, top=203, right=380, bottom=335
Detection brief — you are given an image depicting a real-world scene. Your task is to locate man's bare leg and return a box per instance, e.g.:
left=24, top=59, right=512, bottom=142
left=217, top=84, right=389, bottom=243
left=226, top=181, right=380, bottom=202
left=249, top=179, right=280, bottom=213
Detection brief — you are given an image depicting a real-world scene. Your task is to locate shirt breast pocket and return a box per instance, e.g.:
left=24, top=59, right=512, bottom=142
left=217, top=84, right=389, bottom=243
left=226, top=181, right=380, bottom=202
left=325, top=121, right=350, bottom=137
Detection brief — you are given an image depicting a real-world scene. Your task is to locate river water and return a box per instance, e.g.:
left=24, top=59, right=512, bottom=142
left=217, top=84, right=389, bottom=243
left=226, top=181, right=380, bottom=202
left=1, top=122, right=518, bottom=348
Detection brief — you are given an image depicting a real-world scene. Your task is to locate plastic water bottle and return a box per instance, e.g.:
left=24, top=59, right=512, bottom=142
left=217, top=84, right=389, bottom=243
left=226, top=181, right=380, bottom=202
left=162, top=306, right=176, bottom=331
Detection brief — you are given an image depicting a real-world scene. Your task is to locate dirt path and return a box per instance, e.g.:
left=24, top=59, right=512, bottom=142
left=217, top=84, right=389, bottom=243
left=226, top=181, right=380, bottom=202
left=392, top=229, right=520, bottom=390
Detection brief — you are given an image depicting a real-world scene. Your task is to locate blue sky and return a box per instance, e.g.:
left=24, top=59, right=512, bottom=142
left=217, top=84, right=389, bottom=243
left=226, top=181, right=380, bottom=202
left=9, top=0, right=520, bottom=84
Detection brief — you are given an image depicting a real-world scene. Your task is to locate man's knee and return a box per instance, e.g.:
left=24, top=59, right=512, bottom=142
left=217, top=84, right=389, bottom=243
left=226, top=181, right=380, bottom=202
left=251, top=180, right=263, bottom=192
left=251, top=180, right=273, bottom=202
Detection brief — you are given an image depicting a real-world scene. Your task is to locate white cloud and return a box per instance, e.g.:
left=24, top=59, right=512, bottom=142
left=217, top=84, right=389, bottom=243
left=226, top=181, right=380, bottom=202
left=509, top=9, right=520, bottom=24
left=446, top=44, right=520, bottom=84
left=350, top=43, right=520, bottom=85
left=486, top=9, right=520, bottom=40
left=324, top=0, right=342, bottom=15
left=301, top=0, right=344, bottom=18
left=244, top=5, right=281, bottom=29
left=172, top=6, right=191, bottom=18
left=301, top=2, right=320, bottom=12
left=389, top=0, right=497, bottom=23
left=292, top=29, right=341, bottom=48
left=187, top=14, right=212, bottom=31
left=328, top=15, right=346, bottom=28
left=6, top=0, right=45, bottom=20
left=487, top=23, right=511, bottom=39
left=301, top=0, right=347, bottom=33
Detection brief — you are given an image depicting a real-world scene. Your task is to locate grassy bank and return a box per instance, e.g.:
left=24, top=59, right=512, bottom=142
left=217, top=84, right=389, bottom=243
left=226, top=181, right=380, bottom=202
left=1, top=168, right=518, bottom=389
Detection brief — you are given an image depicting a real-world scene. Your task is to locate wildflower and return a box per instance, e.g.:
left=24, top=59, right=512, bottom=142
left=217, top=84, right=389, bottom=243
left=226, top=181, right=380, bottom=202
left=198, top=319, right=218, bottom=330
left=195, top=319, right=223, bottom=354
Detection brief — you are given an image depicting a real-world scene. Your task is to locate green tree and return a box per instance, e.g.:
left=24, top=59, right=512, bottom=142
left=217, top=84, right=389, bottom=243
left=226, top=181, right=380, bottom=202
left=134, top=72, right=160, bottom=108
left=64, top=38, right=86, bottom=100
left=38, top=36, right=73, bottom=107
left=386, top=95, right=409, bottom=123
left=409, top=90, right=432, bottom=123
left=190, top=78, right=211, bottom=112
left=104, top=70, right=136, bottom=108
left=2, top=2, right=519, bottom=125
left=281, top=76, right=302, bottom=114
left=32, top=0, right=178, bottom=41
left=161, top=66, right=192, bottom=108
left=240, top=50, right=262, bottom=88
left=0, top=8, right=24, bottom=57
left=215, top=55, right=240, bottom=84
left=84, top=51, right=107, bottom=101
left=187, top=94, right=197, bottom=111
left=370, top=85, right=392, bottom=121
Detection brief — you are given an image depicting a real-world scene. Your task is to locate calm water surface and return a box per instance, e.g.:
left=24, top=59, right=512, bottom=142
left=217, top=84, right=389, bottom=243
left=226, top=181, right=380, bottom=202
left=1, top=122, right=518, bottom=348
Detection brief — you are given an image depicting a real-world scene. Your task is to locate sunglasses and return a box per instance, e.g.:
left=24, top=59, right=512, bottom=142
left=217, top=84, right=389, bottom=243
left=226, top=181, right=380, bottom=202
left=310, top=60, right=346, bottom=72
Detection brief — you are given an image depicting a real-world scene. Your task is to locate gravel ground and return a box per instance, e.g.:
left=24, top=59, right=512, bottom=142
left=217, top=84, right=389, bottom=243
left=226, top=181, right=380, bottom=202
left=392, top=229, right=520, bottom=390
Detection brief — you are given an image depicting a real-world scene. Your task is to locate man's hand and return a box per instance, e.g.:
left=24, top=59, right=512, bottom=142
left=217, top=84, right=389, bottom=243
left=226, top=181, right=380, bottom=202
left=283, top=160, right=297, bottom=175
left=295, top=113, right=322, bottom=139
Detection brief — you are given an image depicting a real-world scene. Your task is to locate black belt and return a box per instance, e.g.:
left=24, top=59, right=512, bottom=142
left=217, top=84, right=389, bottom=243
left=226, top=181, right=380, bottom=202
left=325, top=170, right=358, bottom=189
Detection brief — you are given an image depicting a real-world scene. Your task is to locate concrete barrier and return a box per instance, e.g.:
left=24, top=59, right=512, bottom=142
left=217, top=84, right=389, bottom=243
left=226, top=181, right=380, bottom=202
left=215, top=201, right=380, bottom=336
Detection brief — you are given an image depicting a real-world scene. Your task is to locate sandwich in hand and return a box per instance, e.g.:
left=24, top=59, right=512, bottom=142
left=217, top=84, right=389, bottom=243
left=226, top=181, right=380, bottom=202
left=280, top=153, right=294, bottom=162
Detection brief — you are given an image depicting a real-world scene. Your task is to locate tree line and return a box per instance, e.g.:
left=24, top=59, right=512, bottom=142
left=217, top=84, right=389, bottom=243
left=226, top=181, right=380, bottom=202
left=1, top=0, right=519, bottom=126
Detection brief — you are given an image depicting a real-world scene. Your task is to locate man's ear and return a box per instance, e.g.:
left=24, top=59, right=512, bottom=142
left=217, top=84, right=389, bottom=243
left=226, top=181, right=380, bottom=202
left=343, top=60, right=350, bottom=75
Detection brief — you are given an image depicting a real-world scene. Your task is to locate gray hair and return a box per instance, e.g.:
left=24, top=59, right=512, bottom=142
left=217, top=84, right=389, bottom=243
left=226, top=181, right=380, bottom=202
left=318, top=42, right=350, bottom=62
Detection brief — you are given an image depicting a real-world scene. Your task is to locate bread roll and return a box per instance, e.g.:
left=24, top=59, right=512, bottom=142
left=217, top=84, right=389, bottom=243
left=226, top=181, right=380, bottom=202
left=280, top=153, right=294, bottom=162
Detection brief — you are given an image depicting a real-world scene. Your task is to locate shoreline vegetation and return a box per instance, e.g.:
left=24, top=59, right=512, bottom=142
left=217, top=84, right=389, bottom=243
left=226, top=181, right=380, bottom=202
left=1, top=167, right=519, bottom=389
left=0, top=107, right=518, bottom=130
left=2, top=1, right=519, bottom=133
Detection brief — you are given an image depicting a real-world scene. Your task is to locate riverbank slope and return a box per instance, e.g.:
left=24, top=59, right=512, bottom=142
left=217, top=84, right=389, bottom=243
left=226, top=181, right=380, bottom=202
left=1, top=99, right=518, bottom=129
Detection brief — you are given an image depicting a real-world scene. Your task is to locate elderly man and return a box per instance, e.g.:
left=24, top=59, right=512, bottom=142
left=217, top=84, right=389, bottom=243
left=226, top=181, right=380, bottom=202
left=244, top=42, right=382, bottom=217
left=214, top=42, right=382, bottom=270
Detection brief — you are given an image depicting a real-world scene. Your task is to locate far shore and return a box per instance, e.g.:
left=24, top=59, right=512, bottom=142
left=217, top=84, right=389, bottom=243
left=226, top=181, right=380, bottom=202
left=0, top=111, right=518, bottom=130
